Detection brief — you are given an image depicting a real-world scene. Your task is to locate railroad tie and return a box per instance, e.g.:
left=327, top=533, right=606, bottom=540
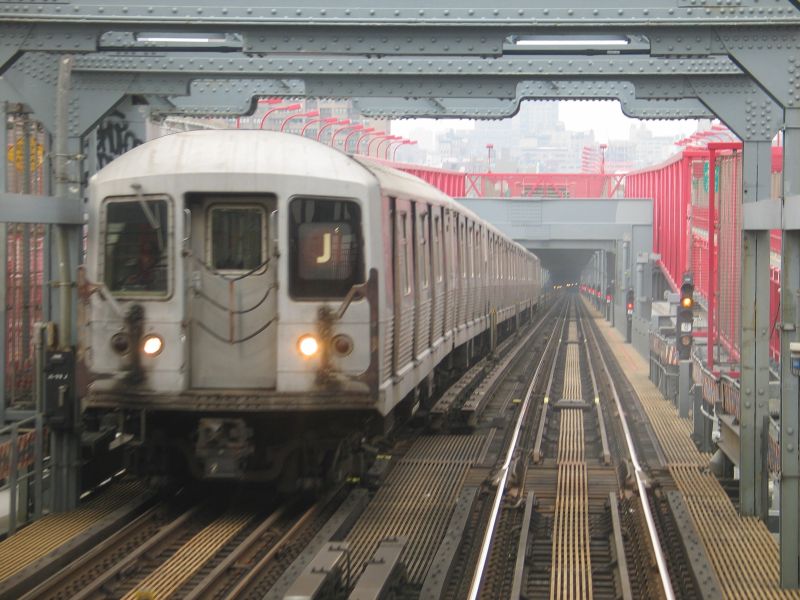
left=122, top=511, right=252, bottom=600
left=550, top=409, right=592, bottom=600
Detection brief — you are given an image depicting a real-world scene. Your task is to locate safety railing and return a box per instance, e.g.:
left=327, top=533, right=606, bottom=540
left=649, top=332, right=678, bottom=403
left=689, top=355, right=782, bottom=475
left=719, top=373, right=741, bottom=422
left=0, top=414, right=47, bottom=535
left=693, top=355, right=721, bottom=411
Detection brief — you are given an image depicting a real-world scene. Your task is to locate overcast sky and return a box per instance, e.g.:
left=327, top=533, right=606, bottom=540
left=391, top=100, right=700, bottom=145
left=558, top=100, right=699, bottom=142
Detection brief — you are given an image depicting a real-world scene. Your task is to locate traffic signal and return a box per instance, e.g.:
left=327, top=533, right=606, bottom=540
left=626, top=289, right=634, bottom=318
left=676, top=273, right=694, bottom=360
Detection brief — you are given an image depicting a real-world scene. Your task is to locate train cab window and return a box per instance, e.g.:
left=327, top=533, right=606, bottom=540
left=289, top=197, right=363, bottom=298
left=209, top=205, right=266, bottom=272
left=103, top=198, right=170, bottom=297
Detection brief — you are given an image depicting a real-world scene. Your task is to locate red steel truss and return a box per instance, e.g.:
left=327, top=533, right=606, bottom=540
left=626, top=145, right=783, bottom=370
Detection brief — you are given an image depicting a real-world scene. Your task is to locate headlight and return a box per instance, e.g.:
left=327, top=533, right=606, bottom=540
left=142, top=334, right=164, bottom=356
left=110, top=332, right=131, bottom=355
left=332, top=334, right=353, bottom=357
left=298, top=335, right=320, bottom=358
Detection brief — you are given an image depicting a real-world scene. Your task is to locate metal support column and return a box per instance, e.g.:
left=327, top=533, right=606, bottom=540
left=0, top=104, right=5, bottom=425
left=622, top=239, right=631, bottom=292
left=693, top=383, right=707, bottom=450
left=636, top=255, right=646, bottom=316
left=678, top=360, right=692, bottom=418
left=740, top=141, right=774, bottom=521
left=781, top=108, right=800, bottom=588
left=51, top=55, right=80, bottom=513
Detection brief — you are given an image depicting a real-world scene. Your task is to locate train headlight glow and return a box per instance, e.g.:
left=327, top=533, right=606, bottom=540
left=142, top=334, right=164, bottom=356
left=298, top=335, right=320, bottom=358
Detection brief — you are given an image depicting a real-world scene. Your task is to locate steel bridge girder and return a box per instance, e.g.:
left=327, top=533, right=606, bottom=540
left=0, top=1, right=798, bottom=27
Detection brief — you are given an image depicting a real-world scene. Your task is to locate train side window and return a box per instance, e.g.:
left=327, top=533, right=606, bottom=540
left=208, top=205, right=266, bottom=272
left=289, top=197, right=364, bottom=299
left=103, top=197, right=171, bottom=297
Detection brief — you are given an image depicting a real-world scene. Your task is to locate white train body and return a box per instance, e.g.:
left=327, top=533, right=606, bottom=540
left=81, top=130, right=541, bottom=479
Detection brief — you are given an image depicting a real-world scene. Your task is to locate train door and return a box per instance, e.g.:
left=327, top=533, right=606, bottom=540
left=457, top=214, right=466, bottom=327
left=465, top=219, right=474, bottom=324
left=479, top=225, right=487, bottom=316
left=413, top=202, right=432, bottom=357
left=393, top=199, right=415, bottom=375
left=443, top=209, right=455, bottom=336
left=187, top=195, right=277, bottom=389
left=431, top=206, right=445, bottom=344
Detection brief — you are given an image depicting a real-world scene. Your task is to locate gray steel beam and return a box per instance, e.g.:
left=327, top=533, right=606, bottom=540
left=1, top=50, right=751, bottom=128
left=70, top=52, right=743, bottom=78
left=781, top=107, right=800, bottom=588
left=0, top=193, right=84, bottom=224
left=635, top=75, right=783, bottom=142
left=0, top=2, right=798, bottom=27
left=713, top=27, right=800, bottom=109
left=0, top=101, right=6, bottom=424
left=352, top=81, right=714, bottom=120
left=740, top=142, right=773, bottom=520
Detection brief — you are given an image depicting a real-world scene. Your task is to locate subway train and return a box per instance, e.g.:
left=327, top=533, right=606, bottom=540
left=79, top=130, right=542, bottom=485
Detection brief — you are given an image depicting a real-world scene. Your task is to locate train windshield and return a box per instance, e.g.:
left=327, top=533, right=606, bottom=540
left=289, top=197, right=363, bottom=298
left=103, top=198, right=170, bottom=296
left=209, top=205, right=266, bottom=271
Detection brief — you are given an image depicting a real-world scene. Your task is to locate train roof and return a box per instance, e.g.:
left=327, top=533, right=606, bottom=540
left=90, top=129, right=533, bottom=257
left=90, top=129, right=375, bottom=189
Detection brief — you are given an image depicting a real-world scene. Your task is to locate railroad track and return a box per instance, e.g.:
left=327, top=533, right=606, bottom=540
left=5, top=294, right=737, bottom=599
left=15, top=487, right=356, bottom=600
left=463, top=296, right=673, bottom=600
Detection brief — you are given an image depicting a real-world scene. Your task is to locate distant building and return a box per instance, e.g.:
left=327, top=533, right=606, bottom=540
left=408, top=101, right=686, bottom=174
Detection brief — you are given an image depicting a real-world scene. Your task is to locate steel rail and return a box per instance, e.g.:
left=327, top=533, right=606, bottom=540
left=69, top=504, right=205, bottom=600
left=223, top=501, right=322, bottom=599
left=533, top=305, right=570, bottom=462
left=579, top=316, right=611, bottom=464
left=581, top=303, right=676, bottom=600
left=467, top=298, right=569, bottom=600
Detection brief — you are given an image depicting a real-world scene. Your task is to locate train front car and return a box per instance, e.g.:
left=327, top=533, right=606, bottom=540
left=81, top=130, right=381, bottom=484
